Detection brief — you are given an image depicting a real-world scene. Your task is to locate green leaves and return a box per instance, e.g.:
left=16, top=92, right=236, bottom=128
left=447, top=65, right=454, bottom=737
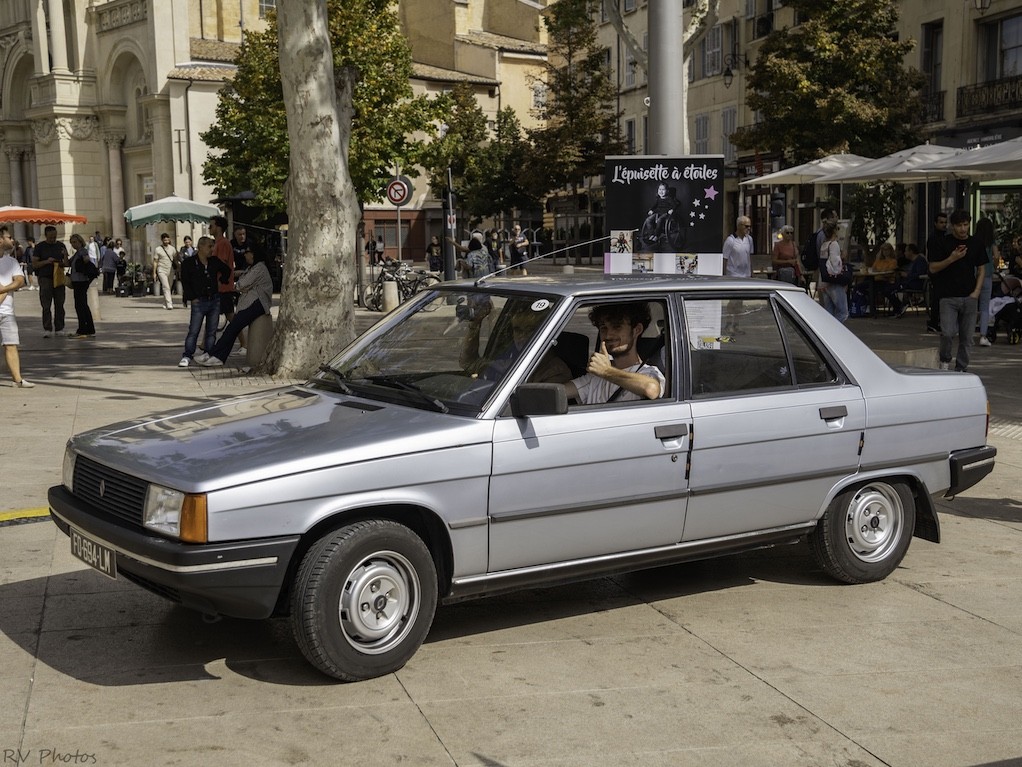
left=732, top=0, right=925, bottom=163
left=201, top=0, right=446, bottom=218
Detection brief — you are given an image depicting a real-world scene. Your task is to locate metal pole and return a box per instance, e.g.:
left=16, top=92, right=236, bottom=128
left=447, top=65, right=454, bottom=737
left=648, top=0, right=686, bottom=155
left=444, top=167, right=456, bottom=280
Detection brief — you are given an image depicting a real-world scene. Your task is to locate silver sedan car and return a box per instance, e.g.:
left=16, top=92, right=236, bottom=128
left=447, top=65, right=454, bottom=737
left=48, top=275, right=996, bottom=681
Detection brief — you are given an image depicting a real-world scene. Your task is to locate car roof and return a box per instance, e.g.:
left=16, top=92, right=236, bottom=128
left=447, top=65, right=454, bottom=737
left=445, top=273, right=805, bottom=298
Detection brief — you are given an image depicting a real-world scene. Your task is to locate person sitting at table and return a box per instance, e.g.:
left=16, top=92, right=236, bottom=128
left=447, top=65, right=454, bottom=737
left=866, top=242, right=903, bottom=316
left=771, top=225, right=801, bottom=285
left=880, top=243, right=928, bottom=318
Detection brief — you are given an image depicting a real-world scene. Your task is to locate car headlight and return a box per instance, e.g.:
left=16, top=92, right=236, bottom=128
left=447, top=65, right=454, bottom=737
left=143, top=484, right=208, bottom=543
left=62, top=448, right=76, bottom=493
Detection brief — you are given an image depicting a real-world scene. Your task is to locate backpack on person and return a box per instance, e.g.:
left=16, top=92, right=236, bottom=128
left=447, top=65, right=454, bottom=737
left=800, top=229, right=821, bottom=273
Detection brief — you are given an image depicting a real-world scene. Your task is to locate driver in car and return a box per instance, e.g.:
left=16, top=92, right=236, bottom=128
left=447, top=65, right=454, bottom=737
left=566, top=302, right=665, bottom=404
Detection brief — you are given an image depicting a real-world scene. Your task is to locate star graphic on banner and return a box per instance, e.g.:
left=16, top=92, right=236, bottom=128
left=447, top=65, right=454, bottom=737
left=690, top=211, right=697, bottom=219
left=699, top=213, right=706, bottom=220
left=692, top=199, right=702, bottom=208
left=704, top=185, right=719, bottom=201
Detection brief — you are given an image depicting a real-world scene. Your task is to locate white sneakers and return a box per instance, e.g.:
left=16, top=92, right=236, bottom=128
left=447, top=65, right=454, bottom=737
left=979, top=336, right=992, bottom=347
left=13, top=379, right=35, bottom=388
left=178, top=357, right=190, bottom=368
left=199, top=354, right=223, bottom=367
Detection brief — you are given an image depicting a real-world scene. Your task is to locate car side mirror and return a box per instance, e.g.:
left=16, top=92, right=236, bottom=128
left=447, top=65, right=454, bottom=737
left=510, top=383, right=568, bottom=417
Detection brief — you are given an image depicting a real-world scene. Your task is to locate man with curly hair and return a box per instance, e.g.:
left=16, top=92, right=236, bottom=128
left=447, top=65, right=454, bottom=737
left=565, top=302, right=664, bottom=404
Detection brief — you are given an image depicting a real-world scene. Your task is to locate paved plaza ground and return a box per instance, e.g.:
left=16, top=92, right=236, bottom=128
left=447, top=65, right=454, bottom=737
left=1, top=276, right=1020, bottom=766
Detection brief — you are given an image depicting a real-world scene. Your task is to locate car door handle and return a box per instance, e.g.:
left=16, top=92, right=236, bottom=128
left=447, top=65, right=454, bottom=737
left=655, top=424, right=689, bottom=440
left=819, top=406, right=847, bottom=420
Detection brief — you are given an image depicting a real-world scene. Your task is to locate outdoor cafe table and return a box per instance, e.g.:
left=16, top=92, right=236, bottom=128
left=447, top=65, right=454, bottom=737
left=851, top=268, right=897, bottom=317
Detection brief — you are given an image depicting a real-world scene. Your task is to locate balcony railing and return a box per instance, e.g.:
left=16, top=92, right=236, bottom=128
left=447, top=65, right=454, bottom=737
left=957, top=75, right=1022, bottom=118
left=920, top=90, right=945, bottom=123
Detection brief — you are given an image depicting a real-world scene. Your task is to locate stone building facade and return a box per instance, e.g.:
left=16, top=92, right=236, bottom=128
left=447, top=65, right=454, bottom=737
left=0, top=0, right=548, bottom=263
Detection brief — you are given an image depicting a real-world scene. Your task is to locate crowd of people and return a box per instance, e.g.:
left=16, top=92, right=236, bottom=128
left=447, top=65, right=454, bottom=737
left=769, top=207, right=1015, bottom=375
left=365, top=225, right=534, bottom=279
left=0, top=219, right=276, bottom=387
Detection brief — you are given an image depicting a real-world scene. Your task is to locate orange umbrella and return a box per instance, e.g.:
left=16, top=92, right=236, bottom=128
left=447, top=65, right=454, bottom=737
left=0, top=205, right=88, bottom=225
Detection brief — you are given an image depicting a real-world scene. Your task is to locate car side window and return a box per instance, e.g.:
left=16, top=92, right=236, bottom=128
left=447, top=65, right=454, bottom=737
left=557, top=298, right=671, bottom=406
left=777, top=309, right=839, bottom=386
left=685, top=297, right=792, bottom=396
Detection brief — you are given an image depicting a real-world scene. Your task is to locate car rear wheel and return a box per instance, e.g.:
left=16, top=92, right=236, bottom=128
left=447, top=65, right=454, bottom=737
left=809, top=480, right=915, bottom=584
left=290, top=520, right=438, bottom=681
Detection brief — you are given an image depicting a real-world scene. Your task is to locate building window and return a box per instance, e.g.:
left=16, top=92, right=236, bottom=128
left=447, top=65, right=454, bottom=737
left=624, top=0, right=636, bottom=12
left=376, top=221, right=410, bottom=249
left=532, top=82, right=547, bottom=109
left=722, top=107, right=737, bottom=163
left=625, top=119, right=636, bottom=154
left=704, top=24, right=722, bottom=77
left=694, top=114, right=710, bottom=154
left=922, top=21, right=943, bottom=92
left=258, top=0, right=276, bottom=19
left=983, top=14, right=1022, bottom=80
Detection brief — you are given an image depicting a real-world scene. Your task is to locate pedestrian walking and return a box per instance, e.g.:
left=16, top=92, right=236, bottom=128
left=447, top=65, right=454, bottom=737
left=153, top=233, right=176, bottom=310
left=0, top=228, right=34, bottom=387
left=67, top=233, right=96, bottom=339
left=929, top=209, right=986, bottom=372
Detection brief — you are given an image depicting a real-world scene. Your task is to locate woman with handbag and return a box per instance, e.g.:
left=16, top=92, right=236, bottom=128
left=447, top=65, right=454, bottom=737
left=67, top=233, right=96, bottom=338
left=771, top=225, right=801, bottom=285
left=820, top=222, right=849, bottom=323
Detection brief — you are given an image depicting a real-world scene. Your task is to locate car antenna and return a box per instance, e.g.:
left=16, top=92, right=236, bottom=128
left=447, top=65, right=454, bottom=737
left=475, top=235, right=614, bottom=286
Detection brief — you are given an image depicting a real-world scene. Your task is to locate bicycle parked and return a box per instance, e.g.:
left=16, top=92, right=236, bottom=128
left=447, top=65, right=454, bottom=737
left=363, top=260, right=441, bottom=311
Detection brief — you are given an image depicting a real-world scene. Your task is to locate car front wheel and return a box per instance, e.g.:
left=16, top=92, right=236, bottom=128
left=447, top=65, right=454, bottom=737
left=810, top=480, right=916, bottom=584
left=290, top=520, right=438, bottom=681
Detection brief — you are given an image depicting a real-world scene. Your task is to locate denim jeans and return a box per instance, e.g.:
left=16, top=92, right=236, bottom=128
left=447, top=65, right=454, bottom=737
left=183, top=296, right=220, bottom=358
left=939, top=295, right=978, bottom=371
left=977, top=273, right=993, bottom=336
left=823, top=283, right=849, bottom=323
left=208, top=301, right=265, bottom=362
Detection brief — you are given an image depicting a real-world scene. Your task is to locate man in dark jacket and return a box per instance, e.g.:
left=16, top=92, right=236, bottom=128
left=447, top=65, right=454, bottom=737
left=178, top=236, right=230, bottom=368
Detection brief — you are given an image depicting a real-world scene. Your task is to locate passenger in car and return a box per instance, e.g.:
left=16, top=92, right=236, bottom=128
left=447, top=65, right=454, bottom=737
left=565, top=302, right=665, bottom=404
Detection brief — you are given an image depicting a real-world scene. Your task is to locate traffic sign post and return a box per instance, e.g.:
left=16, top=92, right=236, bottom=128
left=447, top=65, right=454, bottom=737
left=387, top=175, right=414, bottom=263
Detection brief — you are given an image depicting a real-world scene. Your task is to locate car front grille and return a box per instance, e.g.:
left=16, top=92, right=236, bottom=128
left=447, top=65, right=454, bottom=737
left=73, top=455, right=148, bottom=527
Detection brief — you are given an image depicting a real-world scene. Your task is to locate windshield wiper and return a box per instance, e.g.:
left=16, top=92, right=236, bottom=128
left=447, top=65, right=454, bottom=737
left=316, top=364, right=353, bottom=395
left=370, top=376, right=449, bottom=414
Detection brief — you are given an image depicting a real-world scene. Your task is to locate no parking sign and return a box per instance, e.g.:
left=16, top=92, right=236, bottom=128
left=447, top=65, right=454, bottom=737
left=386, top=176, right=414, bottom=207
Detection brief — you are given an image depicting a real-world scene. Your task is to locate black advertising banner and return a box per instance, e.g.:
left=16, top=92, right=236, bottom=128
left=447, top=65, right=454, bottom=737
left=604, top=155, right=725, bottom=274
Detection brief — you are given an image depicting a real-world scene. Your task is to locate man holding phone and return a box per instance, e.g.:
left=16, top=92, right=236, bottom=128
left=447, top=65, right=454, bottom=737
left=928, top=209, right=987, bottom=372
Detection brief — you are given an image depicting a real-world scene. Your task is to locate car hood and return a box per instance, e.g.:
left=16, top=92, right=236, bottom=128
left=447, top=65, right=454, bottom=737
left=70, top=386, right=489, bottom=490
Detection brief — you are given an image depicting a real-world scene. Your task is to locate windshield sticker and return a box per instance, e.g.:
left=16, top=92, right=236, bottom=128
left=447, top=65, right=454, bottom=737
left=531, top=299, right=550, bottom=312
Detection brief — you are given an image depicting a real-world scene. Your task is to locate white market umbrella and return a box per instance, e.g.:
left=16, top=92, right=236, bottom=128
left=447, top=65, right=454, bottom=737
left=740, top=153, right=873, bottom=186
left=815, top=143, right=966, bottom=184
left=124, top=195, right=221, bottom=227
left=916, top=136, right=1022, bottom=180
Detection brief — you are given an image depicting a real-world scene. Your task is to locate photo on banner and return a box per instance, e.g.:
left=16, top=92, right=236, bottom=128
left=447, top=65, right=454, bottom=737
left=604, top=155, right=725, bottom=275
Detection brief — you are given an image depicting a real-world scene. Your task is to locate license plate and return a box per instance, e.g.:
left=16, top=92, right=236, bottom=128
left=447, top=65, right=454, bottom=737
left=70, top=527, right=117, bottom=579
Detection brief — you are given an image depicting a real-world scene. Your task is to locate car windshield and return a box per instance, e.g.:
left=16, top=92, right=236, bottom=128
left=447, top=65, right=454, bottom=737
left=312, top=290, right=563, bottom=415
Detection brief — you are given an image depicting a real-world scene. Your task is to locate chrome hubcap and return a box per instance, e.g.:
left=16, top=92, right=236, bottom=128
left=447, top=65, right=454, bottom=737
left=339, top=551, right=420, bottom=655
left=845, top=483, right=904, bottom=563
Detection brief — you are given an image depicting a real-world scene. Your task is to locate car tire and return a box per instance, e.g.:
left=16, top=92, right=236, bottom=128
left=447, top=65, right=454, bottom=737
left=290, top=520, right=438, bottom=681
left=809, top=480, right=915, bottom=584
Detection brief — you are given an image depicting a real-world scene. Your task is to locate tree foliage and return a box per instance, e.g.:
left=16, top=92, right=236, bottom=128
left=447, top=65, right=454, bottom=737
left=524, top=0, right=625, bottom=196
left=847, top=182, right=908, bottom=261
left=732, top=0, right=925, bottom=163
left=202, top=0, right=445, bottom=217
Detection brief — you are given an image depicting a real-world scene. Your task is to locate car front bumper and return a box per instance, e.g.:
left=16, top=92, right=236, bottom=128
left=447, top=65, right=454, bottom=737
left=48, top=485, right=300, bottom=619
